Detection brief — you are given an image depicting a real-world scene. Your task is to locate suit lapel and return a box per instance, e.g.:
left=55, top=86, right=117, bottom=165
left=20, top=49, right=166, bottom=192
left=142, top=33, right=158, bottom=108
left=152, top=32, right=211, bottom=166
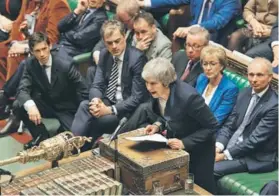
left=121, top=49, right=129, bottom=91
left=81, top=10, right=96, bottom=27
left=177, top=62, right=187, bottom=78
left=196, top=75, right=208, bottom=95
left=106, top=55, right=114, bottom=81
left=185, top=61, right=202, bottom=83
left=50, top=54, right=59, bottom=88
left=33, top=60, right=51, bottom=91
left=246, top=87, right=272, bottom=125
left=238, top=88, right=252, bottom=125
left=209, top=76, right=225, bottom=110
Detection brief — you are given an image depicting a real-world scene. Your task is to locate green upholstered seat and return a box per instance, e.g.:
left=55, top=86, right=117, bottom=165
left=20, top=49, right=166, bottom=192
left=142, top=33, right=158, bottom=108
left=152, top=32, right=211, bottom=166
left=217, top=170, right=278, bottom=195
left=159, top=13, right=169, bottom=31
left=73, top=52, right=92, bottom=64
left=106, top=11, right=115, bottom=20
left=223, top=69, right=250, bottom=89
left=67, top=0, right=78, bottom=11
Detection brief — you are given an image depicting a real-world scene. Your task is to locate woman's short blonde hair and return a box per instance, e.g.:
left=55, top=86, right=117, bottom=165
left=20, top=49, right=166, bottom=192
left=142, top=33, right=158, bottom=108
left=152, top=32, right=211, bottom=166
left=142, top=58, right=177, bottom=87
left=200, top=45, right=227, bottom=71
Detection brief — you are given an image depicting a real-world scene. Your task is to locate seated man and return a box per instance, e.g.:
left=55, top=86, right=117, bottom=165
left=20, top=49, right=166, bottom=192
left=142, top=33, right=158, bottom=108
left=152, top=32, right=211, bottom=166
left=14, top=32, right=88, bottom=149
left=246, top=19, right=278, bottom=73
left=58, top=0, right=107, bottom=57
left=214, top=58, right=278, bottom=178
left=87, top=0, right=141, bottom=84
left=228, top=0, right=278, bottom=54
left=132, top=11, right=172, bottom=61
left=172, top=26, right=209, bottom=87
left=137, top=0, right=241, bottom=41
left=71, top=20, right=148, bottom=149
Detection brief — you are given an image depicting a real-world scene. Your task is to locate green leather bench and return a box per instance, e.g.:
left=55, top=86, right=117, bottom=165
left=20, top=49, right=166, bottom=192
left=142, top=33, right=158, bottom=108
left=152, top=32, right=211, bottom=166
left=223, top=69, right=250, bottom=89
left=217, top=170, right=278, bottom=195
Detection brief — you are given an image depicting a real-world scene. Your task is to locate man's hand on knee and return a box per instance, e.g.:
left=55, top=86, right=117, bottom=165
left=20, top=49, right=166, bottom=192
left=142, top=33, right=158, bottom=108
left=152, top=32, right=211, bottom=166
left=27, top=105, right=41, bottom=125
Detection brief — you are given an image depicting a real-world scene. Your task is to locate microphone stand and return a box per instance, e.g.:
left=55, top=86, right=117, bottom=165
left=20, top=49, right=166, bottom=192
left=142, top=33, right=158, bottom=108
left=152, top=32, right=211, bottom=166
left=114, top=134, right=120, bottom=182
left=108, top=117, right=127, bottom=182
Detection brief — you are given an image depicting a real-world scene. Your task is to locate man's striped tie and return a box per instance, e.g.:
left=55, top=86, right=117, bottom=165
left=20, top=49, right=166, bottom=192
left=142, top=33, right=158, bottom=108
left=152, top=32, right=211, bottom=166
left=106, top=57, right=119, bottom=103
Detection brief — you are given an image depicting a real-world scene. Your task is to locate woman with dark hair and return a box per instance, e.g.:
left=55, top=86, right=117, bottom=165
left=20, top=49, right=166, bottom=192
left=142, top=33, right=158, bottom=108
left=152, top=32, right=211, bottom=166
left=195, top=45, right=238, bottom=126
left=0, top=0, right=70, bottom=87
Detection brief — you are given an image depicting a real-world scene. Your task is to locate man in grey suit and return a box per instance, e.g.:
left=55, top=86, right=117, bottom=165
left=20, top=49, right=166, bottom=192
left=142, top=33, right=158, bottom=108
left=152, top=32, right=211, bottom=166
left=172, top=26, right=209, bottom=87
left=214, top=58, right=278, bottom=178
left=132, top=11, right=172, bottom=61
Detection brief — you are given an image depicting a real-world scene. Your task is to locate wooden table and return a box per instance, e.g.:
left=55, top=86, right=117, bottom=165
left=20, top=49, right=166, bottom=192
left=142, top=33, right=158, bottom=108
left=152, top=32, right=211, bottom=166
left=7, top=151, right=211, bottom=195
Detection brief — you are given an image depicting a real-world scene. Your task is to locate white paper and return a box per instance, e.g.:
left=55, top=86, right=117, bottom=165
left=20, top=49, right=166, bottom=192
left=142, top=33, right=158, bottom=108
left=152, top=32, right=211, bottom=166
left=125, top=134, right=168, bottom=143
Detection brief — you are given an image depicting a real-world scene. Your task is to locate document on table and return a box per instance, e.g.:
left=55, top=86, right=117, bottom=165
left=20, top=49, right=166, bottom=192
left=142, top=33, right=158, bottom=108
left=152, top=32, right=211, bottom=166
left=125, top=134, right=168, bottom=143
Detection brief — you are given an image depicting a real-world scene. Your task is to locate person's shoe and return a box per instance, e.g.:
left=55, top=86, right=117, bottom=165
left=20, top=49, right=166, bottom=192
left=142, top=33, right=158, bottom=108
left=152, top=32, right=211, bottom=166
left=23, top=135, right=48, bottom=150
left=0, top=90, right=10, bottom=120
left=0, top=115, right=20, bottom=136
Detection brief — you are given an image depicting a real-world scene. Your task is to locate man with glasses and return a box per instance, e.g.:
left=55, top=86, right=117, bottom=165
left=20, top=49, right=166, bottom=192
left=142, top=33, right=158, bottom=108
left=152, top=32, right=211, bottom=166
left=172, top=26, right=209, bottom=87
left=71, top=20, right=148, bottom=150
left=214, top=57, right=278, bottom=179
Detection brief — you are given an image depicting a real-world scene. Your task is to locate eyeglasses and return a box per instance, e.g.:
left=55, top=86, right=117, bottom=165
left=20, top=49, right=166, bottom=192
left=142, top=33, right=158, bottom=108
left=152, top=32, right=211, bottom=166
left=202, top=61, right=219, bottom=68
left=184, top=43, right=204, bottom=51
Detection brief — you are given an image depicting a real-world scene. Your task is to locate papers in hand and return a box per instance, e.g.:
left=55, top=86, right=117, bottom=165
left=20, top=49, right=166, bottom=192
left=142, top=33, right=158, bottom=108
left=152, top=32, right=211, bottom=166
left=125, top=134, right=168, bottom=143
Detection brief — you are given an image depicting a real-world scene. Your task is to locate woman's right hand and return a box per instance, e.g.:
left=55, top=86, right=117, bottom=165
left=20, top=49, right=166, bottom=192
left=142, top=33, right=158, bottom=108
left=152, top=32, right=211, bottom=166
left=144, top=124, right=159, bottom=135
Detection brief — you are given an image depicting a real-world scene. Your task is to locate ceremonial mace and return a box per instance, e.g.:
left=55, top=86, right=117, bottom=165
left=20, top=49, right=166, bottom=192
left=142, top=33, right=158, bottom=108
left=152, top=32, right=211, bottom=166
left=0, top=131, right=92, bottom=167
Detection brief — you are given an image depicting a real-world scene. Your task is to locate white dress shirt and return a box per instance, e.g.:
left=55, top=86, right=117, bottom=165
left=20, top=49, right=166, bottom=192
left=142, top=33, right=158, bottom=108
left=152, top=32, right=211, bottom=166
left=23, top=55, right=52, bottom=111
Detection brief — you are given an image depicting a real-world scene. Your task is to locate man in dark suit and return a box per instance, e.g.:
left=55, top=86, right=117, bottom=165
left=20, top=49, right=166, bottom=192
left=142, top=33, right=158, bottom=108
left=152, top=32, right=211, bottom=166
left=14, top=32, right=88, bottom=149
left=71, top=20, right=147, bottom=148
left=58, top=0, right=107, bottom=57
left=172, top=26, right=209, bottom=87
left=214, top=57, right=278, bottom=178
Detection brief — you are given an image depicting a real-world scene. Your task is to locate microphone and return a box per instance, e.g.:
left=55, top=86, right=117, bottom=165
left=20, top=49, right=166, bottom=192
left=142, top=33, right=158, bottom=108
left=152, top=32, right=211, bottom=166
left=109, top=117, right=128, bottom=145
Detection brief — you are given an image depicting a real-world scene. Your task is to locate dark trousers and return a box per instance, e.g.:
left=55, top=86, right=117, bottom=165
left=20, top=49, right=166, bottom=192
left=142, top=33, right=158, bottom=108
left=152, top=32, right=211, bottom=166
left=122, top=102, right=216, bottom=194
left=86, top=65, right=97, bottom=87
left=245, top=39, right=273, bottom=62
left=71, top=100, right=119, bottom=149
left=3, top=59, right=25, bottom=97
left=14, top=99, right=75, bottom=140
left=214, top=159, right=248, bottom=180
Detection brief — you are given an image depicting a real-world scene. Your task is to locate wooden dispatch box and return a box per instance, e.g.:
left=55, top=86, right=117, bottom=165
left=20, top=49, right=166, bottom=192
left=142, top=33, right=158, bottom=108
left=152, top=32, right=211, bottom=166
left=99, top=129, right=189, bottom=195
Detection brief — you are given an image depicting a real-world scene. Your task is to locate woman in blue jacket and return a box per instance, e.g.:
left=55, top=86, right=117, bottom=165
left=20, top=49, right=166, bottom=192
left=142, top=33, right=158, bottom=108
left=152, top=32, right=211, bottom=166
left=196, top=45, right=238, bottom=127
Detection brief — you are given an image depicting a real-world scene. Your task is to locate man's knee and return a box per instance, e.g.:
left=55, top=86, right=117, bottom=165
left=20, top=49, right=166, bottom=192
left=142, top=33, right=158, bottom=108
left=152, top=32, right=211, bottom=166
left=77, top=100, right=90, bottom=113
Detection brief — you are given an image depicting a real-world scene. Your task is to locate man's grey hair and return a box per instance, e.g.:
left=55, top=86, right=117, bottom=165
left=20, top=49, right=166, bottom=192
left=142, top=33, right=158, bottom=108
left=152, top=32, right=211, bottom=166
left=100, top=20, right=125, bottom=39
left=116, top=0, right=140, bottom=18
left=187, top=26, right=210, bottom=45
left=249, top=57, right=273, bottom=74
left=142, top=58, right=177, bottom=86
